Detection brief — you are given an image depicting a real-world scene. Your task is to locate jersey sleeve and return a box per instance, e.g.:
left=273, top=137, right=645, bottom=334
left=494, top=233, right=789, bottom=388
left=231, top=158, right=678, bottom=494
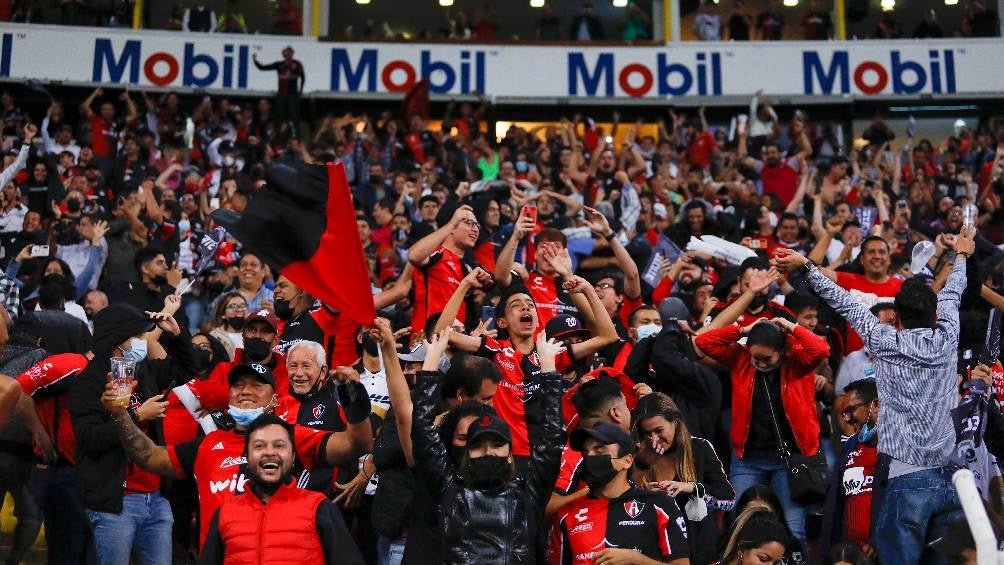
left=294, top=425, right=331, bottom=470
left=619, top=294, right=644, bottom=329
left=167, top=435, right=203, bottom=479
left=16, top=354, right=84, bottom=395
left=653, top=495, right=690, bottom=560
left=553, top=447, right=583, bottom=495
left=555, top=347, right=575, bottom=373
left=476, top=335, right=504, bottom=358
left=186, top=364, right=232, bottom=412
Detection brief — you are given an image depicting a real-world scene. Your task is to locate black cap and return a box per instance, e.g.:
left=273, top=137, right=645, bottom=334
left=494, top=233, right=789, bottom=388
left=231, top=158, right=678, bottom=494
left=465, top=413, right=512, bottom=446
left=545, top=315, right=589, bottom=340
left=569, top=421, right=635, bottom=455
left=92, top=303, right=157, bottom=356
left=658, top=297, right=691, bottom=323
left=227, top=363, right=276, bottom=389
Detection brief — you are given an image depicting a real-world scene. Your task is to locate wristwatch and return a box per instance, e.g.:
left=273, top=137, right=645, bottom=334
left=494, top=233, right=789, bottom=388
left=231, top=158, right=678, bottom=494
left=604, top=231, right=616, bottom=242
left=800, top=259, right=817, bottom=274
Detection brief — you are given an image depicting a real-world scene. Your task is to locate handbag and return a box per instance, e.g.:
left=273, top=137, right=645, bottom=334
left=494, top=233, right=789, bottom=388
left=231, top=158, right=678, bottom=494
left=759, top=374, right=830, bottom=506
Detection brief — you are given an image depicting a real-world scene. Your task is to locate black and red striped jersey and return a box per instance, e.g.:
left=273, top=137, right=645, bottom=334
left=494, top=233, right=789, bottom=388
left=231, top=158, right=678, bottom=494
left=552, top=486, right=689, bottom=565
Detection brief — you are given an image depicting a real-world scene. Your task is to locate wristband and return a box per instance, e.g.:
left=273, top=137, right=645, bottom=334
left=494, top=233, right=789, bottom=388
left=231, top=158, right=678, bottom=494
left=800, top=259, right=817, bottom=274
left=604, top=231, right=616, bottom=242
left=337, top=381, right=372, bottom=424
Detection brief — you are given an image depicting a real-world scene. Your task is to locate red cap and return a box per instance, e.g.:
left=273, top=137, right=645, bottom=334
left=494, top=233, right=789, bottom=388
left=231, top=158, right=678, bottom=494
left=245, top=308, right=278, bottom=332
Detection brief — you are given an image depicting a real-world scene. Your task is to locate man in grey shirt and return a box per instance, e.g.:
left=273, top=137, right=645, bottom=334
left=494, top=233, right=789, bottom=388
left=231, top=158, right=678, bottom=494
left=774, top=225, right=977, bottom=565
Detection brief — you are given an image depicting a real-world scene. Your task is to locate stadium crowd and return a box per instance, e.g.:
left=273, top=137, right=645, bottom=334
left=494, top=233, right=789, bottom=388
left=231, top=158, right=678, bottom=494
left=0, top=80, right=1002, bottom=565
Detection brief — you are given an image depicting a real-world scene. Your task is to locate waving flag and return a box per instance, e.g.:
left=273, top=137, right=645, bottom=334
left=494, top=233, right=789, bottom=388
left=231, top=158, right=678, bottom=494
left=211, top=160, right=376, bottom=326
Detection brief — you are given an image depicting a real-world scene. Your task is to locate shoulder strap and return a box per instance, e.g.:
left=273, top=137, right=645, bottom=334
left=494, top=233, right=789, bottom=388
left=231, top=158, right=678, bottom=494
left=758, top=372, right=791, bottom=461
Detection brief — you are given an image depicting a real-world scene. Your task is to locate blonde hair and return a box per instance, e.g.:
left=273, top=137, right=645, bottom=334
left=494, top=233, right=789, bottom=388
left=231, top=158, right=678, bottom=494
left=720, top=506, right=789, bottom=563
left=631, top=393, right=697, bottom=483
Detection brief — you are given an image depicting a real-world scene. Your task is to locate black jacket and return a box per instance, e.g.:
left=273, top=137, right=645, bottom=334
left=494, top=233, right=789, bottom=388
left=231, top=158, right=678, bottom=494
left=666, top=437, right=735, bottom=565
left=412, top=370, right=563, bottom=565
left=67, top=326, right=199, bottom=512
left=624, top=327, right=722, bottom=440
left=819, top=435, right=888, bottom=558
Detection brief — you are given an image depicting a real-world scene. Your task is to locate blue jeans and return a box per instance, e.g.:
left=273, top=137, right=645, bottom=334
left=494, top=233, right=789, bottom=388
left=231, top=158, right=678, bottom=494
left=86, top=491, right=173, bottom=565
left=730, top=448, right=807, bottom=542
left=377, top=535, right=406, bottom=565
left=875, top=466, right=963, bottom=565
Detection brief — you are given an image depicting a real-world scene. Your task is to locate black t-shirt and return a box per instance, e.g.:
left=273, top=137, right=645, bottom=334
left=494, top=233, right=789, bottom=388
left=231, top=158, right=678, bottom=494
left=727, top=13, right=751, bottom=40
left=279, top=310, right=325, bottom=353
left=746, top=368, right=798, bottom=451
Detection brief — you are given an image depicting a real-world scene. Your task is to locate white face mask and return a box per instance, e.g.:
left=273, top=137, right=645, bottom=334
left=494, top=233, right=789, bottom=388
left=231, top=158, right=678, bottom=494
left=635, top=323, right=662, bottom=341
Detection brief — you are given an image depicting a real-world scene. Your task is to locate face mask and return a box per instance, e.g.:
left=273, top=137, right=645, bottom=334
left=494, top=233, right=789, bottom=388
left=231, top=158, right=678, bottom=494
left=194, top=349, right=213, bottom=374
left=207, top=281, right=227, bottom=294
left=222, top=155, right=235, bottom=167
left=226, top=316, right=246, bottom=331
left=121, top=338, right=148, bottom=363
left=581, top=454, right=621, bottom=492
left=361, top=334, right=380, bottom=357
left=66, top=199, right=81, bottom=212
left=394, top=228, right=409, bottom=243
left=228, top=405, right=265, bottom=427
left=370, top=175, right=384, bottom=186
left=449, top=444, right=466, bottom=466
left=754, top=360, right=782, bottom=374
left=243, top=338, right=271, bottom=362
left=463, top=455, right=511, bottom=489
left=858, top=413, right=877, bottom=443
left=515, top=161, right=528, bottom=173
left=635, top=323, right=661, bottom=341
left=177, top=219, right=191, bottom=235
left=273, top=297, right=295, bottom=320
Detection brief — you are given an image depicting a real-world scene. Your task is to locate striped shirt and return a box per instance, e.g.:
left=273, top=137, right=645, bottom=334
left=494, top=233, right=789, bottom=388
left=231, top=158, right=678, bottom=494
left=806, top=258, right=966, bottom=468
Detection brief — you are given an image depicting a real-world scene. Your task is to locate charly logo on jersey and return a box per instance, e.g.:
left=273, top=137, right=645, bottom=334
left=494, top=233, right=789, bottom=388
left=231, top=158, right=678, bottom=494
left=623, top=500, right=644, bottom=518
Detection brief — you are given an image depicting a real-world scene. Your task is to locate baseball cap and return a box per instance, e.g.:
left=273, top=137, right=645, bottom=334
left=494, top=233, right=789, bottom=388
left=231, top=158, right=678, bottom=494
left=653, top=202, right=669, bottom=220
left=227, top=363, right=276, bottom=389
left=245, top=309, right=278, bottom=332
left=569, top=421, right=635, bottom=455
left=658, top=297, right=691, bottom=324
left=545, top=315, right=589, bottom=340
left=398, top=343, right=426, bottom=363
left=465, top=413, right=512, bottom=446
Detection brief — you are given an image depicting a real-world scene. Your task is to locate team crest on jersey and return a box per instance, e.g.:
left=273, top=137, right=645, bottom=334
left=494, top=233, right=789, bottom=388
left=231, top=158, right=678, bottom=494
left=312, top=404, right=325, bottom=419
left=624, top=500, right=644, bottom=518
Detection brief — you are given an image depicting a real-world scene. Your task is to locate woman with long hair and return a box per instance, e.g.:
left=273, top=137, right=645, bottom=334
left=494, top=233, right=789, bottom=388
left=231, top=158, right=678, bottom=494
left=632, top=392, right=735, bottom=565
left=733, top=485, right=807, bottom=565
left=208, top=291, right=247, bottom=357
left=719, top=506, right=790, bottom=565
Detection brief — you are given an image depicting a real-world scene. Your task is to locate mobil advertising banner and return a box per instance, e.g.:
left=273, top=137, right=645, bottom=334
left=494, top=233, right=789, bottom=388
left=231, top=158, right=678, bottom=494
left=1, top=23, right=1001, bottom=100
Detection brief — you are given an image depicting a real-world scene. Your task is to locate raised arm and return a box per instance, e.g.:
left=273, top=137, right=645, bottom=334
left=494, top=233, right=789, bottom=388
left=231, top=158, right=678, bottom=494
left=411, top=336, right=457, bottom=498
left=0, top=123, right=34, bottom=189
left=699, top=268, right=780, bottom=334
left=938, top=226, right=975, bottom=342
left=375, top=318, right=414, bottom=466
left=79, top=88, right=100, bottom=119
left=526, top=333, right=565, bottom=510
left=408, top=205, right=470, bottom=267
left=585, top=206, right=640, bottom=299
left=563, top=276, right=618, bottom=359
left=493, top=210, right=535, bottom=288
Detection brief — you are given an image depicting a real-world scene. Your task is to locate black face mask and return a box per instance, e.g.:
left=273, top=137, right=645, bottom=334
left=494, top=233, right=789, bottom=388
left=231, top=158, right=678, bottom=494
left=66, top=199, right=81, bottom=212
left=206, top=281, right=227, bottom=294
left=150, top=274, right=169, bottom=286
left=449, top=444, right=466, bottom=466
left=243, top=338, right=271, bottom=362
left=370, top=175, right=384, bottom=186
left=194, top=349, right=213, bottom=375
left=273, top=297, right=295, bottom=320
left=581, top=454, right=621, bottom=492
left=361, top=334, right=380, bottom=357
left=226, top=316, right=246, bottom=331
left=463, top=455, right=511, bottom=489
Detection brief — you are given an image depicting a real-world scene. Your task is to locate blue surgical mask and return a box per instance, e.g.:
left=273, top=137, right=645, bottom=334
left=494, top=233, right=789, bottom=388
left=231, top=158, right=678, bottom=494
left=858, top=417, right=877, bottom=443
left=515, top=161, right=528, bottom=173
left=177, top=219, right=191, bottom=236
left=635, top=323, right=661, bottom=341
left=122, top=338, right=148, bottom=363
left=228, top=405, right=265, bottom=426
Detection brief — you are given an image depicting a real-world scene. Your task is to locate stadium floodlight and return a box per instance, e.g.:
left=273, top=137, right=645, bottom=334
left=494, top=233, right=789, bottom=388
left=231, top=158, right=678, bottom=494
left=530, top=0, right=546, bottom=7
left=356, top=0, right=370, bottom=4
left=945, top=0, right=959, bottom=5
left=613, top=0, right=629, bottom=7
left=439, top=0, right=454, bottom=5
left=880, top=0, right=895, bottom=11
left=783, top=0, right=798, bottom=6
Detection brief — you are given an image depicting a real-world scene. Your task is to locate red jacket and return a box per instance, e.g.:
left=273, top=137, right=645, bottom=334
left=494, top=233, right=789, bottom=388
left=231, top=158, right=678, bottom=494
left=695, top=325, right=829, bottom=458
left=215, top=483, right=326, bottom=564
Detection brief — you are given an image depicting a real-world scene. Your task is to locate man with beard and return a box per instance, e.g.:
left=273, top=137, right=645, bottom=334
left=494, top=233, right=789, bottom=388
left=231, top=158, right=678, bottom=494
left=108, top=247, right=189, bottom=330
left=652, top=254, right=708, bottom=305
left=102, top=362, right=371, bottom=551
left=199, top=414, right=363, bottom=564
left=551, top=421, right=690, bottom=564
left=708, top=256, right=795, bottom=328
left=739, top=134, right=808, bottom=208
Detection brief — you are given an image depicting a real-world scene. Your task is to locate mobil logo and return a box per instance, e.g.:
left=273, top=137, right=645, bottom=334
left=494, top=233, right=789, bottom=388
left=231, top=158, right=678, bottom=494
left=567, top=51, right=723, bottom=98
left=803, top=49, right=956, bottom=95
left=0, top=32, right=13, bottom=78
left=92, top=38, right=250, bottom=88
left=330, top=48, right=486, bottom=94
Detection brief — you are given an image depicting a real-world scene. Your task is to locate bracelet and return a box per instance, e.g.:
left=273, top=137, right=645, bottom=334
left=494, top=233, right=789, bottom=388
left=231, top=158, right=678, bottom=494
left=604, top=231, right=616, bottom=241
left=360, top=454, right=373, bottom=480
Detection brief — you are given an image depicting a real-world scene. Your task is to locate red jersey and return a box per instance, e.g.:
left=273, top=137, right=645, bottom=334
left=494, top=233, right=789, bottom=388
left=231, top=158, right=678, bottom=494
left=835, top=272, right=903, bottom=353
left=412, top=246, right=468, bottom=336
left=554, top=443, right=584, bottom=496
left=686, top=131, right=717, bottom=168
left=167, top=424, right=328, bottom=547
left=88, top=115, right=119, bottom=158
left=842, top=442, right=878, bottom=547
left=618, top=294, right=644, bottom=330
left=309, top=306, right=361, bottom=368
left=525, top=272, right=579, bottom=329
left=476, top=335, right=574, bottom=457
left=760, top=160, right=800, bottom=207
left=184, top=351, right=290, bottom=412
left=17, top=353, right=89, bottom=463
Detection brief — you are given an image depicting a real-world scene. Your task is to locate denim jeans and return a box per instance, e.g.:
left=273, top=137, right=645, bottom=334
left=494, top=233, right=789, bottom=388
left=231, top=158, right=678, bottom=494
left=874, top=466, right=963, bottom=565
left=28, top=463, right=95, bottom=565
left=377, top=535, right=406, bottom=565
left=730, top=448, right=807, bottom=542
left=86, top=491, right=173, bottom=565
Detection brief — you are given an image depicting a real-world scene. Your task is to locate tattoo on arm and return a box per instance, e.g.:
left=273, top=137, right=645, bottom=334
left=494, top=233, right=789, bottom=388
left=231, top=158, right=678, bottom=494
left=116, top=415, right=179, bottom=478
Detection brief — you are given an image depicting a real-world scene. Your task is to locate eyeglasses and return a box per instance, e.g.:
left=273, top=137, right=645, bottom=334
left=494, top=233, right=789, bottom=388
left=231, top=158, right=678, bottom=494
left=840, top=402, right=868, bottom=420
left=225, top=304, right=248, bottom=312
left=179, top=195, right=195, bottom=203
left=595, top=282, right=615, bottom=290
left=459, top=218, right=480, bottom=229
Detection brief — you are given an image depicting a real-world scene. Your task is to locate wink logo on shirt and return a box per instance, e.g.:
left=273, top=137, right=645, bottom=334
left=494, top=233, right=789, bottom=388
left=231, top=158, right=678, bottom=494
left=209, top=472, right=249, bottom=494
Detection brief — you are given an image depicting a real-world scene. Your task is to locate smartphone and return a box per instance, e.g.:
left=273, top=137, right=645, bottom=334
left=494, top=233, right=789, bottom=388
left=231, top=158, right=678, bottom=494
left=896, top=200, right=908, bottom=210
left=748, top=238, right=768, bottom=250
left=522, top=205, right=538, bottom=225
left=30, top=244, right=49, bottom=257
left=480, top=305, right=497, bottom=332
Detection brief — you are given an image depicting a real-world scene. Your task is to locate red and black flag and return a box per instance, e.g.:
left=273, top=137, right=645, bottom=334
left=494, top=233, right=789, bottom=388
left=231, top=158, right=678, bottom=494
left=210, top=160, right=375, bottom=327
